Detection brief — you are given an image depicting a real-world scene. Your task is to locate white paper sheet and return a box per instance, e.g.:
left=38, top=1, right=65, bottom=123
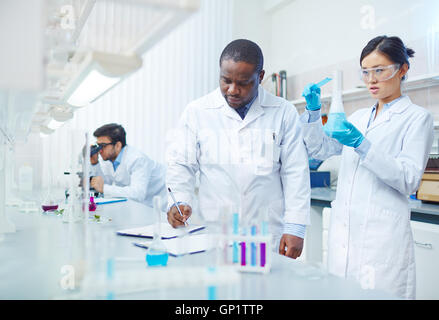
left=134, top=233, right=216, bottom=256
left=117, top=222, right=205, bottom=239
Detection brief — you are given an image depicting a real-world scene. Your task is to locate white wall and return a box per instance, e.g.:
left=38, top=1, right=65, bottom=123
left=231, top=0, right=273, bottom=74
left=269, top=0, right=439, bottom=78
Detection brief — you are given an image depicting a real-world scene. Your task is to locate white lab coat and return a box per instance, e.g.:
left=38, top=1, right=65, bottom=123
left=91, top=145, right=167, bottom=209
left=166, top=86, right=311, bottom=247
left=301, top=96, right=433, bottom=299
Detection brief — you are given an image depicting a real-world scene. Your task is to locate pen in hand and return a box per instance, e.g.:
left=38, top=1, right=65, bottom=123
left=167, top=187, right=188, bottom=226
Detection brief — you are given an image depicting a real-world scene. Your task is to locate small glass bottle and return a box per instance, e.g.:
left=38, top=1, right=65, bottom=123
left=89, top=196, right=96, bottom=212
left=146, top=196, right=169, bottom=267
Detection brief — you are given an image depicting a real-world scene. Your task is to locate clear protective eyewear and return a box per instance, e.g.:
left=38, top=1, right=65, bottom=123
left=360, top=64, right=400, bottom=82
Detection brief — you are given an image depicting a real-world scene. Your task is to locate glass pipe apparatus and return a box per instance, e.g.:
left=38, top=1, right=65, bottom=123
left=218, top=206, right=272, bottom=274
left=63, top=131, right=91, bottom=223
left=0, top=132, right=16, bottom=236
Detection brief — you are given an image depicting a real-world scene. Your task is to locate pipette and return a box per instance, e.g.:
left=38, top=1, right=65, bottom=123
left=315, top=77, right=332, bottom=88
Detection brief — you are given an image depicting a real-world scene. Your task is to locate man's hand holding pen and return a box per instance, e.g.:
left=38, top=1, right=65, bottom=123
left=167, top=204, right=192, bottom=228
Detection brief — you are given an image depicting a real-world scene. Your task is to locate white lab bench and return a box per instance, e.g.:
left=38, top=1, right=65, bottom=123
left=0, top=199, right=395, bottom=300
left=306, top=187, right=439, bottom=300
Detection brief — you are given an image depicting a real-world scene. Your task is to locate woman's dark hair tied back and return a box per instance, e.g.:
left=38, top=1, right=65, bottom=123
left=405, top=47, right=415, bottom=58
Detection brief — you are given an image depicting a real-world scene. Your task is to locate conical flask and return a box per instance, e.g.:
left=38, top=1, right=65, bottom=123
left=323, top=70, right=346, bottom=137
left=146, top=196, right=169, bottom=266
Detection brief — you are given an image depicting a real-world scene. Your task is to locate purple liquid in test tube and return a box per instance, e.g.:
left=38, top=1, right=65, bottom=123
left=260, top=220, right=268, bottom=267
left=260, top=243, right=266, bottom=267
left=240, top=242, right=246, bottom=266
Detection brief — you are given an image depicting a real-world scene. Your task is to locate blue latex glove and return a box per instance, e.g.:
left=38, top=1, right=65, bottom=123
left=302, top=83, right=321, bottom=111
left=324, top=117, right=364, bottom=148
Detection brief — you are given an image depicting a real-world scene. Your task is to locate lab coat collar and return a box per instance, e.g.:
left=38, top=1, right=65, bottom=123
left=366, top=95, right=412, bottom=132
left=210, top=85, right=281, bottom=124
left=112, top=145, right=125, bottom=172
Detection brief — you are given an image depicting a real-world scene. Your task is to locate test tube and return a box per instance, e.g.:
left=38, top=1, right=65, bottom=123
left=260, top=212, right=268, bottom=268
left=251, top=225, right=257, bottom=267
left=219, top=206, right=231, bottom=265
left=240, top=227, right=247, bottom=266
left=232, top=212, right=239, bottom=264
left=207, top=266, right=217, bottom=300
left=106, top=257, right=115, bottom=300
left=240, top=241, right=246, bottom=266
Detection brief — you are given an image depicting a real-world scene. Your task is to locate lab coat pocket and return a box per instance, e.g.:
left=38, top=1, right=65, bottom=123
left=255, top=142, right=281, bottom=175
left=364, top=205, right=406, bottom=265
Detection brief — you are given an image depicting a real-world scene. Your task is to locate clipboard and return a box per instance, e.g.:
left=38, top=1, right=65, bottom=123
left=116, top=222, right=205, bottom=239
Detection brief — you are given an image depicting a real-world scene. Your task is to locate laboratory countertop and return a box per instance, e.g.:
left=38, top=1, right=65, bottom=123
left=0, top=199, right=396, bottom=300
left=311, top=187, right=439, bottom=224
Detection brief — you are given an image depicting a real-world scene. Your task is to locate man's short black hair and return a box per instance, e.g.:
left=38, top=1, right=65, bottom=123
left=219, top=39, right=264, bottom=73
left=93, top=123, right=126, bottom=147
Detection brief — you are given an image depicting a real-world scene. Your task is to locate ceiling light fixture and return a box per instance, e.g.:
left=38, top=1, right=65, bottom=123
left=63, top=51, right=142, bottom=107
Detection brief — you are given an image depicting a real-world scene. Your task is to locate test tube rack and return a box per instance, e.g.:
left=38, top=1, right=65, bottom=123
left=220, top=234, right=272, bottom=274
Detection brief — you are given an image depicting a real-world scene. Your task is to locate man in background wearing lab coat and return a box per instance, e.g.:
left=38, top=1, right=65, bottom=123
left=166, top=39, right=311, bottom=258
left=90, top=123, right=167, bottom=209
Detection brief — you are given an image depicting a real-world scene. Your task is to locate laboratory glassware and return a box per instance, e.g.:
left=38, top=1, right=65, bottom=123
left=146, top=196, right=169, bottom=266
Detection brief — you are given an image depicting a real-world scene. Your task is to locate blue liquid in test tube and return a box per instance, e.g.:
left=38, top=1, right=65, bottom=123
left=251, top=225, right=257, bottom=266
left=106, top=257, right=115, bottom=300
left=232, top=212, right=239, bottom=263
left=207, top=267, right=217, bottom=300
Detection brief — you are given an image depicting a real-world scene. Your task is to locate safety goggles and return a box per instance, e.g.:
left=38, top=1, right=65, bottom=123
left=96, top=142, right=115, bottom=149
left=360, top=64, right=400, bottom=82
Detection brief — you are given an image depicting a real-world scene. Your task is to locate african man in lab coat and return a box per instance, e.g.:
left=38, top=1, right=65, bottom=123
left=166, top=39, right=311, bottom=258
left=90, top=123, right=167, bottom=209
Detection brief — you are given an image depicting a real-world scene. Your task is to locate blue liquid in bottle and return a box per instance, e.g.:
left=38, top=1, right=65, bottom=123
left=146, top=249, right=169, bottom=266
left=323, top=112, right=346, bottom=138
left=146, top=196, right=169, bottom=267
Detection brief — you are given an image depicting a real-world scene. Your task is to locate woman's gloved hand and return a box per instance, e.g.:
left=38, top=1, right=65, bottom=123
left=325, top=119, right=365, bottom=148
left=302, top=83, right=321, bottom=111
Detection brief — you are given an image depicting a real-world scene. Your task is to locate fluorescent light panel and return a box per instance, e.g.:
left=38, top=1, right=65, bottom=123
left=67, top=69, right=120, bottom=107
